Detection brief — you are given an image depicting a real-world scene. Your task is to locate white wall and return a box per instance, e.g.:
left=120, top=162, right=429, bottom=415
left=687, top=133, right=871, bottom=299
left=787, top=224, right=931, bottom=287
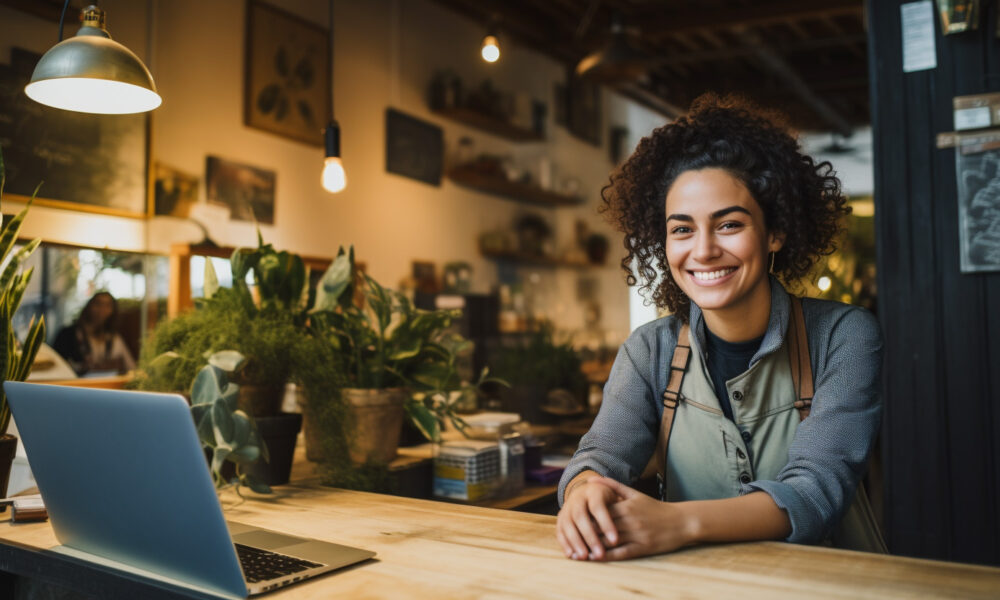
left=0, top=0, right=674, bottom=342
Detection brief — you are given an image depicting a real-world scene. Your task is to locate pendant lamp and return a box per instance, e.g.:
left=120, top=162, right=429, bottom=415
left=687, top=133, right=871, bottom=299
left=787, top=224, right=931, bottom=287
left=575, top=12, right=646, bottom=83
left=322, top=0, right=346, bottom=193
left=25, top=3, right=161, bottom=115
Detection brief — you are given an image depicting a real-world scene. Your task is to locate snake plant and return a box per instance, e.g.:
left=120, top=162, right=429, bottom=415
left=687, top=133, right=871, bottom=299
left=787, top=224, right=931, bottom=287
left=0, top=147, right=45, bottom=435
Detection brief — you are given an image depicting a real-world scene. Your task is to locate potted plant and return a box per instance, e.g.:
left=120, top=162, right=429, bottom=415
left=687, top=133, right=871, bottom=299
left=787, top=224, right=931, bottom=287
left=185, top=350, right=271, bottom=494
left=0, top=149, right=45, bottom=504
left=303, top=247, right=501, bottom=466
left=134, top=235, right=317, bottom=485
left=490, top=324, right=587, bottom=424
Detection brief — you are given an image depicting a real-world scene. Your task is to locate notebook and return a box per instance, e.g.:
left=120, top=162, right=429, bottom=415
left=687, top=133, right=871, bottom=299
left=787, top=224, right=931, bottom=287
left=4, top=381, right=375, bottom=598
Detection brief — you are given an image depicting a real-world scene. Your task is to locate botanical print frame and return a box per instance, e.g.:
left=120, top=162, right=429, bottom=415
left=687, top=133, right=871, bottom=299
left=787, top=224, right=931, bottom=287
left=244, top=0, right=330, bottom=147
left=205, top=155, right=276, bottom=225
left=0, top=47, right=149, bottom=218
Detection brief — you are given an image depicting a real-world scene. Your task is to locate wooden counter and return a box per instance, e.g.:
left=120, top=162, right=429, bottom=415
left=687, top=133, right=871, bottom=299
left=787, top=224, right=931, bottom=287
left=2, top=483, right=999, bottom=599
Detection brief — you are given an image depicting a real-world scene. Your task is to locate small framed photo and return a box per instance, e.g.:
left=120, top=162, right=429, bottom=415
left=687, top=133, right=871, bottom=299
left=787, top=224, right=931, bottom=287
left=205, top=155, right=276, bottom=224
left=386, top=109, right=444, bottom=186
left=244, top=0, right=330, bottom=146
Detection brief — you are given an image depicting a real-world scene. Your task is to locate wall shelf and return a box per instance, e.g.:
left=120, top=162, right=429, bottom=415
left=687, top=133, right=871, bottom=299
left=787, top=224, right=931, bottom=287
left=432, top=107, right=543, bottom=142
left=448, top=167, right=581, bottom=208
left=480, top=248, right=593, bottom=269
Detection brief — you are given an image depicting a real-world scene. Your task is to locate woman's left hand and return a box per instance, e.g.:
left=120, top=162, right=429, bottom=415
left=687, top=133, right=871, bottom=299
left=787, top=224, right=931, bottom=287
left=588, top=477, right=699, bottom=560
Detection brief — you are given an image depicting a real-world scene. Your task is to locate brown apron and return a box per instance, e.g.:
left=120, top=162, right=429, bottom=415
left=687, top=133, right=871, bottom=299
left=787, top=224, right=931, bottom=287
left=653, top=296, right=888, bottom=553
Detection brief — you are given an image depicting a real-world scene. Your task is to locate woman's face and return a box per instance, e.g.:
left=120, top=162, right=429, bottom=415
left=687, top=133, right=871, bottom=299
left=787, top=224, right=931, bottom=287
left=664, top=168, right=783, bottom=317
left=86, top=294, right=114, bottom=326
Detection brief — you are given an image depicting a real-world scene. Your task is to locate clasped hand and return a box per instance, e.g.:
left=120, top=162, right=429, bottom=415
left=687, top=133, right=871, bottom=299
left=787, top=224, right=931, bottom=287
left=555, top=477, right=697, bottom=561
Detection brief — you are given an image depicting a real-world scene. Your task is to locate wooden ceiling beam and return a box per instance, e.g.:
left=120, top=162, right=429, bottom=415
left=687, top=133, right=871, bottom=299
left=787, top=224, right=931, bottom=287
left=643, top=0, right=863, bottom=38
left=650, top=33, right=867, bottom=67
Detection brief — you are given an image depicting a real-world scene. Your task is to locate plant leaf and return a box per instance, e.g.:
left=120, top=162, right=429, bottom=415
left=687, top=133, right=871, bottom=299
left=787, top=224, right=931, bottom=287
left=405, top=399, right=440, bottom=443
left=203, top=256, right=219, bottom=299
left=311, top=250, right=353, bottom=312
left=190, top=366, right=223, bottom=404
left=207, top=350, right=245, bottom=373
left=212, top=400, right=235, bottom=443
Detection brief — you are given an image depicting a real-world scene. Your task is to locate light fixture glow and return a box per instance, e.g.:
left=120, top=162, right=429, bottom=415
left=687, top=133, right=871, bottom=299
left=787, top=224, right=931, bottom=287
left=481, top=35, right=500, bottom=63
left=25, top=77, right=161, bottom=114
left=26, top=5, right=161, bottom=115
left=817, top=276, right=832, bottom=292
left=322, top=156, right=347, bottom=193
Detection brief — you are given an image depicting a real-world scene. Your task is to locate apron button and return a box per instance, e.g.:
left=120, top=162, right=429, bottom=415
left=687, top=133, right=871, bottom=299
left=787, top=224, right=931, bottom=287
left=739, top=473, right=752, bottom=485
left=732, top=390, right=743, bottom=401
left=741, top=430, right=752, bottom=443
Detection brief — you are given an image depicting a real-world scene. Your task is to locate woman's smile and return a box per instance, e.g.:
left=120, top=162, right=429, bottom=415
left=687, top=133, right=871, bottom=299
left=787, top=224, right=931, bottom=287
left=688, top=267, right=739, bottom=284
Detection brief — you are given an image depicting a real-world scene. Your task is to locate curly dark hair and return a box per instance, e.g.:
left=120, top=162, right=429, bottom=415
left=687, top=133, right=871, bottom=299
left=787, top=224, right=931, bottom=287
left=600, top=93, right=850, bottom=321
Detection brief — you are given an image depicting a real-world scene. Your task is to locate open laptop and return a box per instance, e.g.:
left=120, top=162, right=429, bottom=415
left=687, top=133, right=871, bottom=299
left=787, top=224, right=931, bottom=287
left=4, top=381, right=375, bottom=598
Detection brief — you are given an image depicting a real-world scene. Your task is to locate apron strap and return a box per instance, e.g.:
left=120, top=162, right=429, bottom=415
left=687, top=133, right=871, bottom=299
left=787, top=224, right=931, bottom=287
left=654, top=323, right=690, bottom=499
left=788, top=296, right=813, bottom=421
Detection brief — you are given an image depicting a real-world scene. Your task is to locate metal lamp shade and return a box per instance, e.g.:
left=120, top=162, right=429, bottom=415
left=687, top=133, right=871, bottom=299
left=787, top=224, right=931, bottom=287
left=25, top=15, right=161, bottom=114
left=575, top=31, right=647, bottom=83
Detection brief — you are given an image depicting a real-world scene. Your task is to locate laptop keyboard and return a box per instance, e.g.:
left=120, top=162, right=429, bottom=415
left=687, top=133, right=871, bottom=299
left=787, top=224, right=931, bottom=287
left=235, top=543, right=325, bottom=583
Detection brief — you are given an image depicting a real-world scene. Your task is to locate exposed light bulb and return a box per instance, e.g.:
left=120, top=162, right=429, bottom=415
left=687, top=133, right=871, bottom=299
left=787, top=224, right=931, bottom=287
left=817, top=276, right=832, bottom=292
left=481, top=35, right=500, bottom=63
left=322, top=156, right=347, bottom=193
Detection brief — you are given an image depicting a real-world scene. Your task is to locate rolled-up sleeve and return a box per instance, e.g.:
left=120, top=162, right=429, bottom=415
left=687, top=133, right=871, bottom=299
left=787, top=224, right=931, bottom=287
left=558, top=339, right=661, bottom=505
left=743, top=306, right=883, bottom=543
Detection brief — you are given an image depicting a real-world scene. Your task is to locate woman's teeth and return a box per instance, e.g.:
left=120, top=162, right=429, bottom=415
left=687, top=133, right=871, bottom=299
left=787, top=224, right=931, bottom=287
left=692, top=268, right=737, bottom=281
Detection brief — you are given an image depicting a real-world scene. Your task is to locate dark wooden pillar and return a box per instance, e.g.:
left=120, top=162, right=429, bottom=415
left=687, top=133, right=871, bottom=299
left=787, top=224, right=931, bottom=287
left=868, top=0, right=1000, bottom=565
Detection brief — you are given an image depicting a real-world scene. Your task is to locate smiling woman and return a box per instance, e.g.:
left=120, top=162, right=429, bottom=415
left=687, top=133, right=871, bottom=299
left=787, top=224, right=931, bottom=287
left=555, top=94, right=884, bottom=563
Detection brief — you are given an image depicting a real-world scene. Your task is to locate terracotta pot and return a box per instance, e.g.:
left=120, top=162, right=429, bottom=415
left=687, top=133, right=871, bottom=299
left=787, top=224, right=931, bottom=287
left=296, top=390, right=324, bottom=462
left=343, top=388, right=407, bottom=464
left=0, top=434, right=17, bottom=511
left=237, top=384, right=284, bottom=418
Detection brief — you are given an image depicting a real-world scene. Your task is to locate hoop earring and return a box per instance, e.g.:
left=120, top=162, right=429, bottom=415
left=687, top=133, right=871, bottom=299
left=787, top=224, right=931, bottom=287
left=769, top=252, right=776, bottom=274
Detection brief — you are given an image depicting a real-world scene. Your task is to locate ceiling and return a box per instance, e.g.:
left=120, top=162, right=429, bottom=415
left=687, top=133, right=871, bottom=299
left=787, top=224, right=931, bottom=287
left=430, top=0, right=869, bottom=135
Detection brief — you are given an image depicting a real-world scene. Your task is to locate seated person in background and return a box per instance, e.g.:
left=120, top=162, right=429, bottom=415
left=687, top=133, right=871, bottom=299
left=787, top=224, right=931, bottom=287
left=53, top=291, right=136, bottom=376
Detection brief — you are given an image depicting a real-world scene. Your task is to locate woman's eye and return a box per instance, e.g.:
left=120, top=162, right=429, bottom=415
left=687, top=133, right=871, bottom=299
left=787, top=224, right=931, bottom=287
left=719, top=221, right=744, bottom=231
left=669, top=226, right=692, bottom=235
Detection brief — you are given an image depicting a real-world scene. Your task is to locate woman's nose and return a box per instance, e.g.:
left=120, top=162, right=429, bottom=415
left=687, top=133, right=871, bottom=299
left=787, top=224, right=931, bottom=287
left=692, top=232, right=721, bottom=262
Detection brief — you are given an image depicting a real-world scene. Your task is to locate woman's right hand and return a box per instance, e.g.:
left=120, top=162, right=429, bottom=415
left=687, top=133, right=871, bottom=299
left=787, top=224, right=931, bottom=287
left=555, top=473, right=622, bottom=560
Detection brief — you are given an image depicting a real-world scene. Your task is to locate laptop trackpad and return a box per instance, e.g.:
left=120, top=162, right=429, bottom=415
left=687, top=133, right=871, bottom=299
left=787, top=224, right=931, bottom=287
left=232, top=530, right=306, bottom=549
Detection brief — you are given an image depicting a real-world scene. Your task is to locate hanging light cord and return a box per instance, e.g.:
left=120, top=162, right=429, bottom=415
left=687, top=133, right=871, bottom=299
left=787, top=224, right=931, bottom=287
left=328, top=0, right=334, bottom=120
left=57, top=0, right=71, bottom=42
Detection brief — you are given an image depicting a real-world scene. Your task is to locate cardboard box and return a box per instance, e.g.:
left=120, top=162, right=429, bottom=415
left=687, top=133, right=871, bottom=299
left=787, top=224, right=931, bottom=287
left=433, top=440, right=500, bottom=501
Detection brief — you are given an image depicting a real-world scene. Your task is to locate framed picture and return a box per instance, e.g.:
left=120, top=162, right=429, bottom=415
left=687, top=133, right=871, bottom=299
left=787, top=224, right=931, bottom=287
left=412, top=261, right=438, bottom=294
left=153, top=162, right=199, bottom=218
left=244, top=0, right=330, bottom=146
left=556, top=72, right=602, bottom=147
left=385, top=108, right=443, bottom=186
left=205, top=155, right=276, bottom=224
left=955, top=141, right=1000, bottom=272
left=0, top=47, right=149, bottom=217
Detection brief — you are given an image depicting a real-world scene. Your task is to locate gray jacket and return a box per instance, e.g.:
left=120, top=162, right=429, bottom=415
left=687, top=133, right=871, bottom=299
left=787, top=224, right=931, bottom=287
left=558, top=277, right=883, bottom=544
